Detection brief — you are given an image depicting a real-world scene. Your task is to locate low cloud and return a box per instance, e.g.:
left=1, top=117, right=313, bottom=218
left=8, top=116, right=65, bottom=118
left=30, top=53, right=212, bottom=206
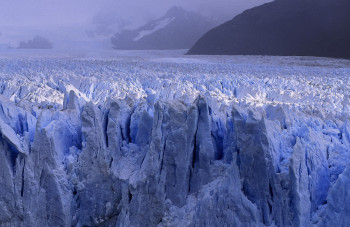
left=0, top=0, right=270, bottom=27
left=0, top=0, right=270, bottom=49
left=17, top=36, right=53, bottom=49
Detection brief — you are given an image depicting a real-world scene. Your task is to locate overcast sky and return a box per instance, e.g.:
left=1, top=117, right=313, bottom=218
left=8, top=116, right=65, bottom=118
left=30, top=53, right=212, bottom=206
left=0, top=0, right=270, bottom=26
left=0, top=0, right=270, bottom=49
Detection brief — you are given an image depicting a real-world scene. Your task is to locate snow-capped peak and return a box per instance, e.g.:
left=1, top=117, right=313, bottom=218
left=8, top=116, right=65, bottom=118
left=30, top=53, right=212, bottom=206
left=133, top=17, right=175, bottom=41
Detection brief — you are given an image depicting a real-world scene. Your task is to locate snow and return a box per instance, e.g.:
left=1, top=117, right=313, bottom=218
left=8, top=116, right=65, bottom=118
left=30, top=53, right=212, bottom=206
left=133, top=17, right=175, bottom=41
left=0, top=50, right=350, bottom=226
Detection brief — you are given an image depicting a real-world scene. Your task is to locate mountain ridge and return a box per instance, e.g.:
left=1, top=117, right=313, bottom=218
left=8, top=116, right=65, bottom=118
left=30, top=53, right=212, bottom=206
left=111, top=6, right=216, bottom=50
left=188, top=0, right=350, bottom=59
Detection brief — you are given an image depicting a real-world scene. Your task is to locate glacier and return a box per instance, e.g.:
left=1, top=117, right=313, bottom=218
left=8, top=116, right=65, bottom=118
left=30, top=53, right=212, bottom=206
left=0, top=51, right=350, bottom=226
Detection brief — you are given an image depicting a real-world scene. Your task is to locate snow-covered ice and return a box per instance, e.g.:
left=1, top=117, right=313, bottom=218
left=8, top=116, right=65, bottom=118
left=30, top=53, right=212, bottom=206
left=0, top=50, right=350, bottom=226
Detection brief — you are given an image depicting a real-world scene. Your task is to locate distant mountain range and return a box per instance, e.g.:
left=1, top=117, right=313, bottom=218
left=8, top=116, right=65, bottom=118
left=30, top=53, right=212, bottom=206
left=188, top=0, right=350, bottom=59
left=111, top=6, right=216, bottom=50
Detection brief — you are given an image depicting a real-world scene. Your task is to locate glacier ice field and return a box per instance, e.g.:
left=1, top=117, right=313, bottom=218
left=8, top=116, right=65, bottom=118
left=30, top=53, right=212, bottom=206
left=0, top=50, right=350, bottom=226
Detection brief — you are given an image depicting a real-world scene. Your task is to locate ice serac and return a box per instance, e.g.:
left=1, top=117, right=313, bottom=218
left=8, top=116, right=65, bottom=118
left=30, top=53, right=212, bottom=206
left=0, top=94, right=349, bottom=226
left=74, top=102, right=123, bottom=226
left=233, top=107, right=274, bottom=225
left=320, top=162, right=350, bottom=226
left=0, top=55, right=350, bottom=226
left=289, top=137, right=311, bottom=226
left=190, top=96, right=215, bottom=193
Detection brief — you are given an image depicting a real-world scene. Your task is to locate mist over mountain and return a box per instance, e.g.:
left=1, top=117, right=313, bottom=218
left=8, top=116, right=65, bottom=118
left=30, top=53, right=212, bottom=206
left=111, top=7, right=217, bottom=50
left=17, top=36, right=53, bottom=49
left=0, top=0, right=270, bottom=51
left=86, top=14, right=131, bottom=38
left=188, top=0, right=350, bottom=59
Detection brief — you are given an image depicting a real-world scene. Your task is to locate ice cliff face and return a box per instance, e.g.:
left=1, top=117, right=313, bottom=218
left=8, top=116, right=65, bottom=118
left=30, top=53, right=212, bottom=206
left=0, top=53, right=350, bottom=226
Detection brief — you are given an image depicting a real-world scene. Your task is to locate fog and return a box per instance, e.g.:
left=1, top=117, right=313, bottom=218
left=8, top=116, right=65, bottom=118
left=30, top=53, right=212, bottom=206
left=0, top=0, right=271, bottom=50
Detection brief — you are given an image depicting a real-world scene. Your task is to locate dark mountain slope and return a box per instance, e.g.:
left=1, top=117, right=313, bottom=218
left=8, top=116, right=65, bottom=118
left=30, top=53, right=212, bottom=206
left=188, top=0, right=350, bottom=59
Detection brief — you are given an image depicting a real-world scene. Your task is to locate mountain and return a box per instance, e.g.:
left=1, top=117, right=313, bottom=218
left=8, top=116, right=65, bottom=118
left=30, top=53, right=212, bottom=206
left=85, top=12, right=132, bottom=39
left=17, top=36, right=53, bottom=49
left=111, top=6, right=216, bottom=50
left=188, top=0, right=350, bottom=59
